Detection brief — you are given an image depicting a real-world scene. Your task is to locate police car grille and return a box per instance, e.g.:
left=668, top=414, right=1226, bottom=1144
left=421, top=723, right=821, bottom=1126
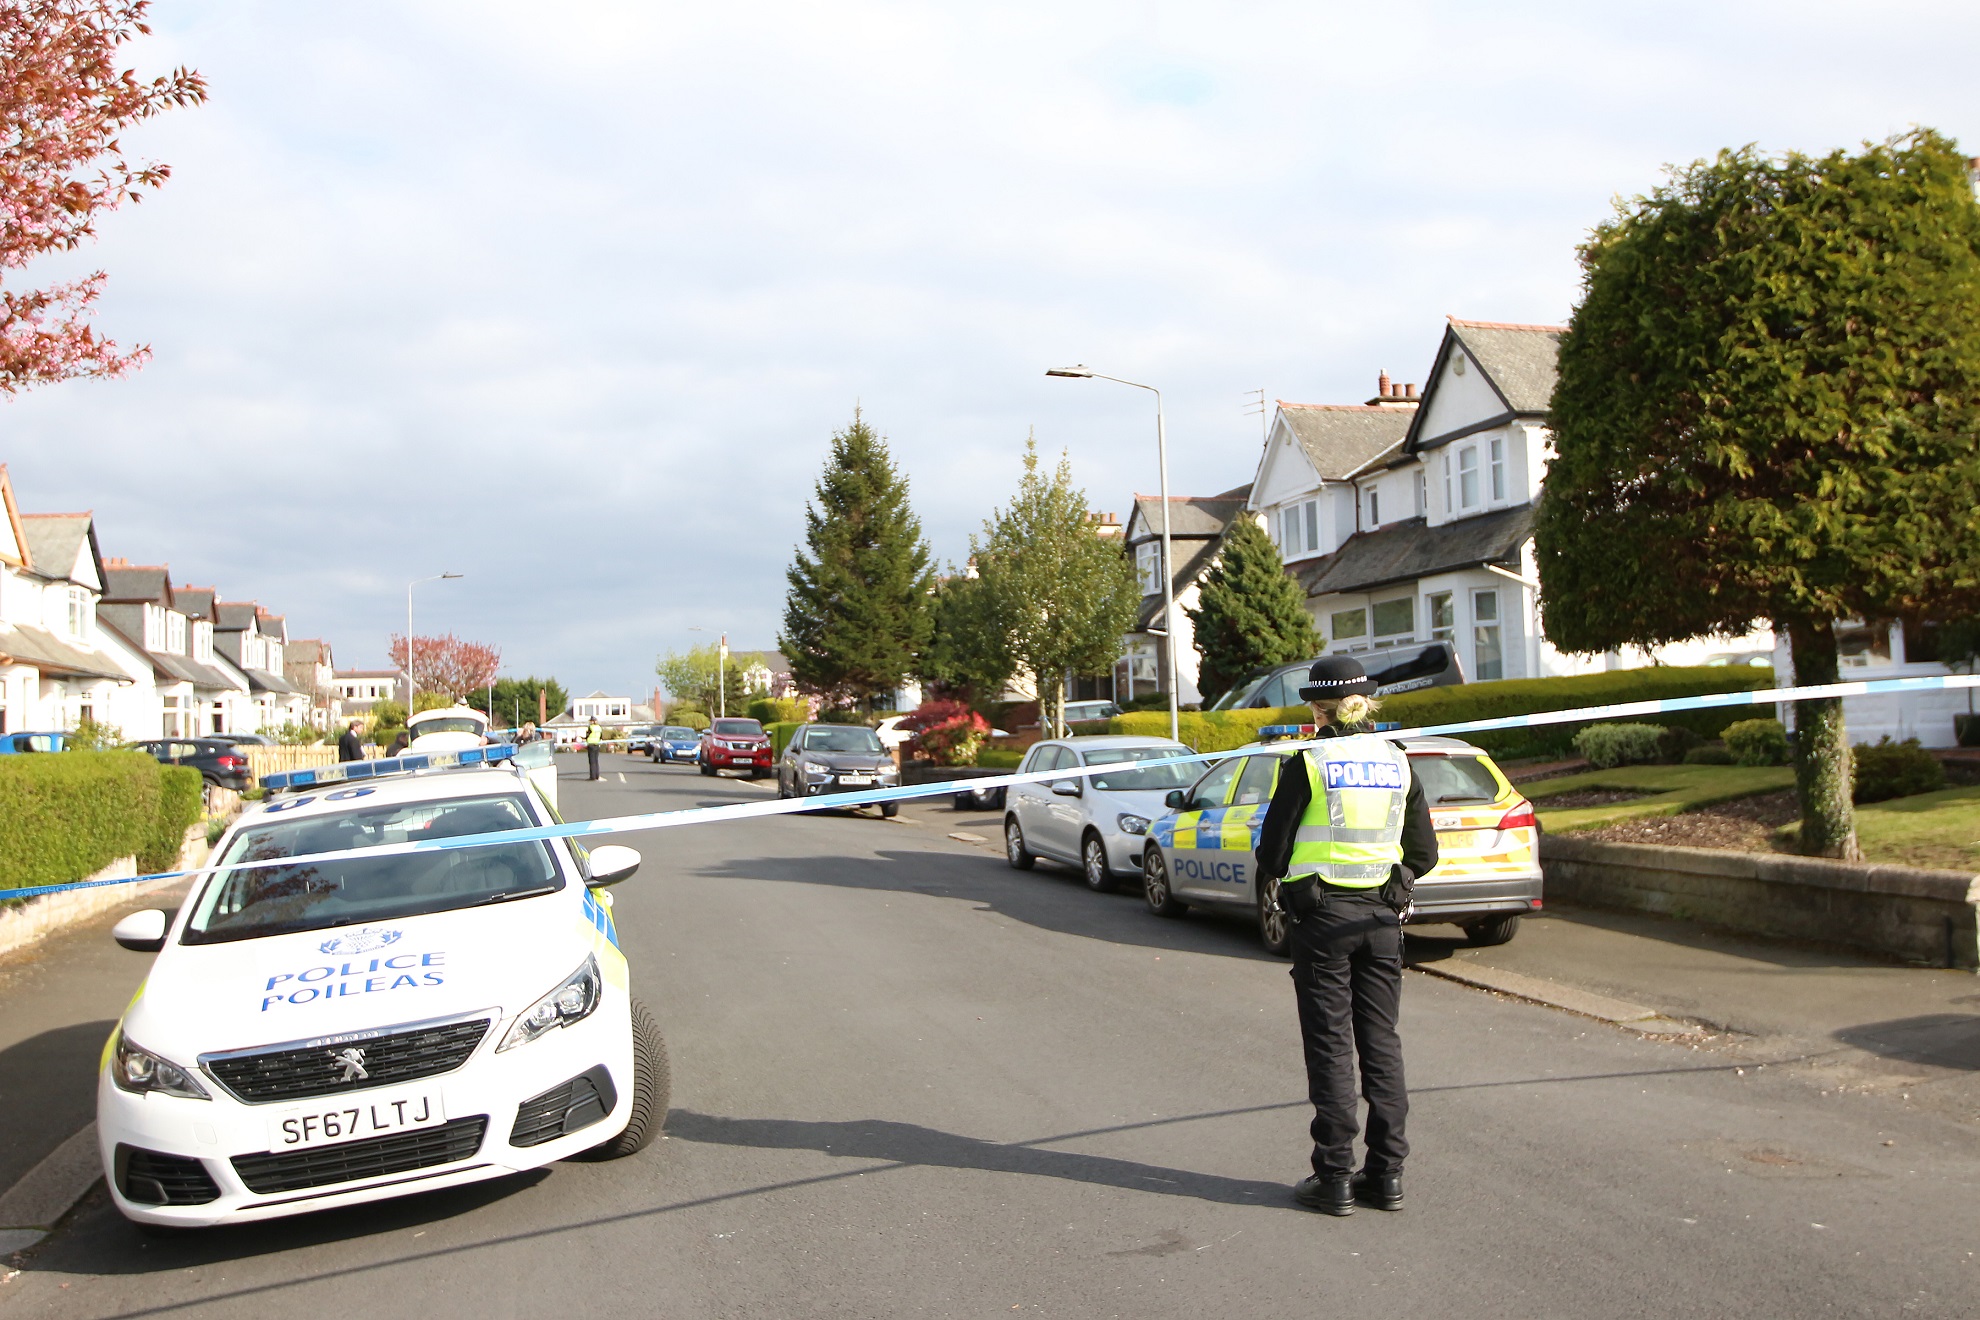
left=207, top=1018, right=491, bottom=1103
left=232, top=1116, right=489, bottom=1194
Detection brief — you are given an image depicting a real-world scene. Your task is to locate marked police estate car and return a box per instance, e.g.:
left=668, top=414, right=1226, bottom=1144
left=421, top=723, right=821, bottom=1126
left=97, top=744, right=666, bottom=1228
left=1140, top=728, right=1542, bottom=956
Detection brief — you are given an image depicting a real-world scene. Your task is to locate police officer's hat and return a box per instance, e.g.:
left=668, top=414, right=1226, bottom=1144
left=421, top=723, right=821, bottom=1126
left=1297, top=655, right=1380, bottom=702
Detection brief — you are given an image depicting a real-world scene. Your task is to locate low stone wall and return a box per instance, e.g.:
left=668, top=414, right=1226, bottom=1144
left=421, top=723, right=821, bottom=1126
left=1540, top=835, right=1980, bottom=970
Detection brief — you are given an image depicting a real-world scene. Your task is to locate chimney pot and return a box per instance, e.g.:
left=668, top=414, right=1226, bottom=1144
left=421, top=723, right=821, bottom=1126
left=1377, top=370, right=1392, bottom=397
left=1405, top=383, right=1418, bottom=399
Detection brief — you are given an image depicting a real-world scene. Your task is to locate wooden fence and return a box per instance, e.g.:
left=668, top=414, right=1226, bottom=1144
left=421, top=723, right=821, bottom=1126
left=243, top=745, right=341, bottom=780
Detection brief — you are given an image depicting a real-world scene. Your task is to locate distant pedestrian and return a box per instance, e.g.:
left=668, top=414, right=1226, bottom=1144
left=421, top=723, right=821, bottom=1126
left=1256, top=655, right=1439, bottom=1217
left=584, top=717, right=604, bottom=780
left=517, top=721, right=538, bottom=744
left=337, top=720, right=365, bottom=763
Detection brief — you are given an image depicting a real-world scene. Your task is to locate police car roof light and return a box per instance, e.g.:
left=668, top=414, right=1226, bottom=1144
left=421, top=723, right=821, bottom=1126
left=261, top=742, right=520, bottom=793
left=1257, top=724, right=1318, bottom=743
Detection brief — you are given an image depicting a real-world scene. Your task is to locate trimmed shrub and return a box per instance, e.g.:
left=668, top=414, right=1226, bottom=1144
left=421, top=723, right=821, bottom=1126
left=767, top=722, right=803, bottom=756
left=1684, top=745, right=1736, bottom=765
left=1852, top=737, right=1946, bottom=804
left=1655, top=725, right=1704, bottom=764
left=976, top=748, right=1022, bottom=769
left=1724, top=718, right=1789, bottom=767
left=668, top=711, right=711, bottom=731
left=746, top=696, right=807, bottom=724
left=0, top=751, right=164, bottom=895
left=1572, top=723, right=1667, bottom=769
left=1114, top=665, right=1777, bottom=759
left=144, top=767, right=204, bottom=873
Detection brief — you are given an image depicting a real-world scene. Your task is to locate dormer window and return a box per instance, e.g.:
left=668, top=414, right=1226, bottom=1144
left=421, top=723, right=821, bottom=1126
left=1365, top=487, right=1380, bottom=527
left=1458, top=446, right=1480, bottom=510
left=1279, top=500, right=1319, bottom=556
left=1135, top=541, right=1160, bottom=594
left=1490, top=436, right=1506, bottom=502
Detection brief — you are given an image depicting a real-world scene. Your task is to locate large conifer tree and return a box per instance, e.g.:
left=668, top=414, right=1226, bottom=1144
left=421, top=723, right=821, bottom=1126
left=1187, top=515, right=1320, bottom=703
left=779, top=412, right=935, bottom=707
left=1537, top=130, right=1980, bottom=858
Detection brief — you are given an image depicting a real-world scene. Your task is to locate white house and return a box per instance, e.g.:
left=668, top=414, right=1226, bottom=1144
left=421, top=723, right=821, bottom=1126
left=332, top=669, right=406, bottom=721
left=214, top=600, right=308, bottom=731
left=99, top=559, right=241, bottom=739
left=1118, top=486, right=1253, bottom=706
left=285, top=638, right=336, bottom=729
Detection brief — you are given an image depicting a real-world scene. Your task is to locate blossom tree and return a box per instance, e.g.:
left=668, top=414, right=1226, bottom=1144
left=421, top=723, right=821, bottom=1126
left=388, top=634, right=502, bottom=703
left=0, top=0, right=205, bottom=392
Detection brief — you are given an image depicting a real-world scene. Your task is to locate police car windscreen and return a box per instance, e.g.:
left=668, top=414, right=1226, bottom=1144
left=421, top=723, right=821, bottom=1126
left=804, top=727, right=882, bottom=752
left=183, top=793, right=561, bottom=945
left=1083, top=746, right=1198, bottom=791
left=1410, top=754, right=1501, bottom=804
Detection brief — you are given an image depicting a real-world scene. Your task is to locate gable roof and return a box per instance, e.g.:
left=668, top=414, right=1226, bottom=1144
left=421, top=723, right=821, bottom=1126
left=1126, top=491, right=1252, bottom=543
left=175, top=587, right=217, bottom=622
left=1277, top=405, right=1414, bottom=482
left=102, top=562, right=173, bottom=605
left=1295, top=504, right=1535, bottom=599
left=19, top=513, right=99, bottom=589
left=1407, top=318, right=1563, bottom=452
left=215, top=601, right=259, bottom=632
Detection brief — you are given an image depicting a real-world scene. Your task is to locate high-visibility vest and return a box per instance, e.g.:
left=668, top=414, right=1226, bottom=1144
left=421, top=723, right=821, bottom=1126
left=1285, top=734, right=1409, bottom=888
left=585, top=724, right=602, bottom=745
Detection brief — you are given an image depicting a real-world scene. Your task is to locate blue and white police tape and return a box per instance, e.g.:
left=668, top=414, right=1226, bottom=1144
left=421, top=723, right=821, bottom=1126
left=7, top=670, right=1977, bottom=904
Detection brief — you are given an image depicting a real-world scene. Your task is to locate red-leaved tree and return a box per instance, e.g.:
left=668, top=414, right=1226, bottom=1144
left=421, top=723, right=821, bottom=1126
left=0, top=0, right=205, bottom=392
left=388, top=634, right=502, bottom=702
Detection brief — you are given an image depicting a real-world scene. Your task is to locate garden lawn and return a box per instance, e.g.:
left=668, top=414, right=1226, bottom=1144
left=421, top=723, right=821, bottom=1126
left=1796, top=784, right=1980, bottom=873
left=1525, top=764, right=1795, bottom=833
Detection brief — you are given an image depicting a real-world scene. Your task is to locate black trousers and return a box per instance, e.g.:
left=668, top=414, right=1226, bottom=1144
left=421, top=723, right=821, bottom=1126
left=1289, top=889, right=1408, bottom=1178
left=586, top=745, right=601, bottom=779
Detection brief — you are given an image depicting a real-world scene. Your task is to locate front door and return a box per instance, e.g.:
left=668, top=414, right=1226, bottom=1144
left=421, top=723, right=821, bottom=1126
left=1167, top=758, right=1243, bottom=900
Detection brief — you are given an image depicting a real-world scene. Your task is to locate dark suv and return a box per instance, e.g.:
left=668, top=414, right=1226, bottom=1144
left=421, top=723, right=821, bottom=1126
left=1208, top=641, right=1465, bottom=710
left=130, top=738, right=252, bottom=792
left=777, top=723, right=899, bottom=815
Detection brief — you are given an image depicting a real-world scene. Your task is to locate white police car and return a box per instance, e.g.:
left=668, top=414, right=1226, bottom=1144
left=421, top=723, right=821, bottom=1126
left=97, top=745, right=665, bottom=1227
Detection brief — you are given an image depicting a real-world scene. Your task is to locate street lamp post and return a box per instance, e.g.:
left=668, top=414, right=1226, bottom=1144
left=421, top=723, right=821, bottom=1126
left=1046, top=366, right=1180, bottom=744
left=405, top=572, right=463, bottom=716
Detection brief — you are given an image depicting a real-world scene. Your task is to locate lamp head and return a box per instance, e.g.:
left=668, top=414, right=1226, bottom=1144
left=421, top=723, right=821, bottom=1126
left=1045, top=366, right=1094, bottom=378
left=442, top=572, right=463, bottom=580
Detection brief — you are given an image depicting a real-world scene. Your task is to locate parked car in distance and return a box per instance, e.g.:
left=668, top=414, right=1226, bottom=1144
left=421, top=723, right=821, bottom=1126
left=129, top=738, right=253, bottom=792
left=0, top=730, right=70, bottom=754
left=623, top=725, right=665, bottom=754
left=1002, top=736, right=1196, bottom=892
left=1139, top=731, right=1540, bottom=956
left=875, top=715, right=913, bottom=752
left=208, top=733, right=275, bottom=747
left=648, top=726, right=702, bottom=764
left=1063, top=700, right=1121, bottom=726
left=700, top=718, right=772, bottom=778
left=777, top=723, right=900, bottom=815
left=1207, top=641, right=1465, bottom=711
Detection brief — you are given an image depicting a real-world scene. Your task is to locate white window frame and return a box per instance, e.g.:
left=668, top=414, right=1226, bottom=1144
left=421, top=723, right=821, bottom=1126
left=1370, top=597, right=1413, bottom=643
left=1427, top=591, right=1454, bottom=642
left=1458, top=446, right=1480, bottom=510
left=1415, top=470, right=1426, bottom=517
left=1472, top=588, right=1503, bottom=681
left=1135, top=540, right=1160, bottom=594
left=1489, top=436, right=1506, bottom=503
left=1366, top=486, right=1380, bottom=528
left=1441, top=453, right=1453, bottom=514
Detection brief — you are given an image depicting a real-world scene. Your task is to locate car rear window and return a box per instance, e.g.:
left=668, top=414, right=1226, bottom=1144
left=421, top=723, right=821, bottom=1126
left=1409, top=753, right=1501, bottom=804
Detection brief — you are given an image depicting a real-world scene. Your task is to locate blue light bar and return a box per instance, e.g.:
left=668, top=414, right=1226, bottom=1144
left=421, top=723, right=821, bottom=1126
left=262, top=743, right=519, bottom=793
left=1257, top=724, right=1318, bottom=742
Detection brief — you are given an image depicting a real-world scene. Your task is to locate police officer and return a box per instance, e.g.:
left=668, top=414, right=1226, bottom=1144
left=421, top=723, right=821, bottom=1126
left=584, top=716, right=604, bottom=781
left=1256, top=655, right=1439, bottom=1216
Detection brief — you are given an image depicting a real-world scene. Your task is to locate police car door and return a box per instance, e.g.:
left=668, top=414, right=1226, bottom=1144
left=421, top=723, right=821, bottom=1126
left=1168, top=758, right=1243, bottom=901
left=1221, top=753, right=1282, bottom=905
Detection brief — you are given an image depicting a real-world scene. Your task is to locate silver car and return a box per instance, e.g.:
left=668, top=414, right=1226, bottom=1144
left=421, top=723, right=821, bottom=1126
left=1003, top=735, right=1195, bottom=891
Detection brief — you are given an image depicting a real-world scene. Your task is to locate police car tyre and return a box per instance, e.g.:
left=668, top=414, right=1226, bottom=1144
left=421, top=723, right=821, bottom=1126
left=1081, top=832, right=1117, bottom=893
left=1004, top=817, right=1035, bottom=870
left=881, top=802, right=898, bottom=818
left=1258, top=878, right=1291, bottom=957
left=1142, top=847, right=1186, bottom=917
left=586, top=997, right=669, bottom=1159
left=1464, top=914, right=1521, bottom=947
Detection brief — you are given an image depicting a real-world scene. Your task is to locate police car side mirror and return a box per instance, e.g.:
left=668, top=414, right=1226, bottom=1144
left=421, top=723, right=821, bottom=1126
left=112, top=908, right=171, bottom=952
left=1164, top=789, right=1187, bottom=810
left=585, top=844, right=641, bottom=888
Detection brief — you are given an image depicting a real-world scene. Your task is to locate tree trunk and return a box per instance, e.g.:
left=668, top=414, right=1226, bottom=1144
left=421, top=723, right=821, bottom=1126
left=1786, top=618, right=1860, bottom=860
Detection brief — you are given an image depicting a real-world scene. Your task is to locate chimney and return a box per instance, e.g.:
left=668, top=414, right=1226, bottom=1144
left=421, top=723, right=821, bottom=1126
left=1377, top=370, right=1392, bottom=398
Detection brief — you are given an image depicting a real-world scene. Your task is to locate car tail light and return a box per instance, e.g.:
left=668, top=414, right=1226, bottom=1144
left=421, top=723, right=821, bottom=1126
left=217, top=754, right=247, bottom=770
left=1497, top=801, right=1537, bottom=832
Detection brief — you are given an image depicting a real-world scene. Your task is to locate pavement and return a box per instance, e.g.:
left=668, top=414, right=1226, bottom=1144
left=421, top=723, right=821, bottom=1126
left=1, top=755, right=1977, bottom=1316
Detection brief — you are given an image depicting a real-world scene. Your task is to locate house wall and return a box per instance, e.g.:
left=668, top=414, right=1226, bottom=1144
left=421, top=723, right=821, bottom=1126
left=1413, top=345, right=1506, bottom=442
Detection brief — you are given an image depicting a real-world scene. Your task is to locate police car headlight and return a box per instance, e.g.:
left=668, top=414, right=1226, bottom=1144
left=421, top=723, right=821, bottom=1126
left=1116, top=813, right=1151, bottom=836
left=499, top=954, right=603, bottom=1052
left=111, top=1032, right=209, bottom=1100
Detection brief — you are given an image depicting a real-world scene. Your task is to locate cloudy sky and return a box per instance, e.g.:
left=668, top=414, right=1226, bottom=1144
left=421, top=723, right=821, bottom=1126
left=5, top=0, right=1977, bottom=697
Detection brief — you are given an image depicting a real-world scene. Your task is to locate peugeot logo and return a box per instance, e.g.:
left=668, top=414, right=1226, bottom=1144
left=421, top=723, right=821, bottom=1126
left=329, top=1047, right=370, bottom=1083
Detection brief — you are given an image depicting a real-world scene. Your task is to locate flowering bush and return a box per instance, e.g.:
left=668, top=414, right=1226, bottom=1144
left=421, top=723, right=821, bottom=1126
left=902, top=699, right=975, bottom=733
left=915, top=711, right=990, bottom=766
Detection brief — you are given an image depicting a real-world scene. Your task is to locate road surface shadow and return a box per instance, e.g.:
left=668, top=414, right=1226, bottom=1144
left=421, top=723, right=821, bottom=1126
left=665, top=1110, right=1295, bottom=1209
left=20, top=1170, right=551, bottom=1277
left=699, top=847, right=1282, bottom=963
left=1832, top=1014, right=1980, bottom=1071
left=0, top=1019, right=117, bottom=1191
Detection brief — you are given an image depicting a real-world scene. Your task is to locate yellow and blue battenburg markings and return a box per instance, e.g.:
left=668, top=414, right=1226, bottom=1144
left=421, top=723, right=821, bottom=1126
left=14, top=672, right=1980, bottom=903
left=582, top=889, right=620, bottom=950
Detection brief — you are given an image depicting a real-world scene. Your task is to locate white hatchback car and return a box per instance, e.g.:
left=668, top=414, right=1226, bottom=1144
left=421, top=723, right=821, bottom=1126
left=1002, top=735, right=1195, bottom=891
left=97, top=747, right=665, bottom=1228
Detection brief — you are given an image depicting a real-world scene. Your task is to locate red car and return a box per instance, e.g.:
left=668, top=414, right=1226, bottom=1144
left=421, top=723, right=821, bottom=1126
left=700, top=718, right=772, bottom=778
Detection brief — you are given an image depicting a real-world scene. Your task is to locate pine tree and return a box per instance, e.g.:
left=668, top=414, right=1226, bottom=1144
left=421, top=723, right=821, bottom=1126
left=779, top=412, right=935, bottom=708
left=974, top=438, right=1141, bottom=736
left=1537, top=130, right=1980, bottom=858
left=1187, top=514, right=1320, bottom=703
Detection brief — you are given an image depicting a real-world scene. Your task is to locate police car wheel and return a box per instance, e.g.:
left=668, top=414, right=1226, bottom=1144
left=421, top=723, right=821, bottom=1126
left=1464, top=915, right=1521, bottom=947
left=1004, top=817, right=1035, bottom=870
left=586, top=997, right=670, bottom=1159
left=1258, top=880, right=1292, bottom=958
left=1142, top=848, right=1187, bottom=917
left=881, top=802, right=898, bottom=818
left=1081, top=833, right=1117, bottom=893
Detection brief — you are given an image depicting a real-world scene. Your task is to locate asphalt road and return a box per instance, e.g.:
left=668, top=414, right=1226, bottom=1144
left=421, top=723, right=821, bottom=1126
left=4, top=755, right=1978, bottom=1318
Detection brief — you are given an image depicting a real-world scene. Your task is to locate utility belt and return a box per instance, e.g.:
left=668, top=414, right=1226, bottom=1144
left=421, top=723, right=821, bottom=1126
left=1281, top=867, right=1416, bottom=922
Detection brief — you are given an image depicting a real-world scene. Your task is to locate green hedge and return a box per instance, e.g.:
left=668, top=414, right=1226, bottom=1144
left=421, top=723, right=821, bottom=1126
left=0, top=751, right=197, bottom=896
left=976, top=748, right=1022, bottom=769
left=767, top=721, right=803, bottom=755
left=1112, top=666, right=1777, bottom=760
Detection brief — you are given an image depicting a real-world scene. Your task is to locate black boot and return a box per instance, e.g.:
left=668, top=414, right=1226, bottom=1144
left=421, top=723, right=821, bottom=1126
left=1292, top=1174, right=1355, bottom=1216
left=1353, top=1169, right=1403, bottom=1211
